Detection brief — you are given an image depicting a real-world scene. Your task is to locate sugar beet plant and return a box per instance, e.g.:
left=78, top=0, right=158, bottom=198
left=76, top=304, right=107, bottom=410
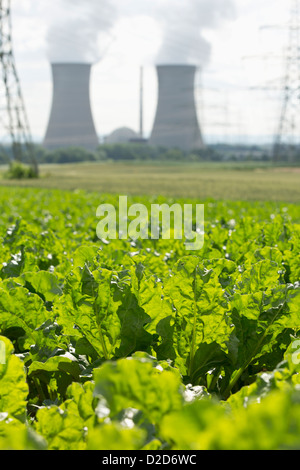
left=0, top=187, right=299, bottom=450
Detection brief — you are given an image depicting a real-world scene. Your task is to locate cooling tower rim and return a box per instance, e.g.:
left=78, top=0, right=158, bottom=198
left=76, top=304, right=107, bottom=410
left=49, top=62, right=94, bottom=67
left=155, top=63, right=200, bottom=69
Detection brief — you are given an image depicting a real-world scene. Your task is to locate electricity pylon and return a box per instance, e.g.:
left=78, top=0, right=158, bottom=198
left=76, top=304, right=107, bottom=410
left=246, top=0, right=300, bottom=162
left=272, top=0, right=300, bottom=162
left=0, top=0, right=38, bottom=174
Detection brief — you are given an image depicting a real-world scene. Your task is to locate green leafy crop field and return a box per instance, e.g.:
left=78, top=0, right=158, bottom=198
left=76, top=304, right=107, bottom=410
left=0, top=186, right=300, bottom=450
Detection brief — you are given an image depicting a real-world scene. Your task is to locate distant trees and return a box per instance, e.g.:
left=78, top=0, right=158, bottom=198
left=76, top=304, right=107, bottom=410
left=2, top=142, right=299, bottom=165
left=39, top=146, right=97, bottom=164
left=31, top=143, right=223, bottom=164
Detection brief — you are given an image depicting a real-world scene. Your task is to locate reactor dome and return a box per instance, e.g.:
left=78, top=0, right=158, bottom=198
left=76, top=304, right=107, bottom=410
left=104, top=127, right=139, bottom=144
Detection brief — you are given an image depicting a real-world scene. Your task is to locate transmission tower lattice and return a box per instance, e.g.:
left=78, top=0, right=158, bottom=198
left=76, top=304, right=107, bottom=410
left=0, top=0, right=37, bottom=172
left=273, top=0, right=300, bottom=162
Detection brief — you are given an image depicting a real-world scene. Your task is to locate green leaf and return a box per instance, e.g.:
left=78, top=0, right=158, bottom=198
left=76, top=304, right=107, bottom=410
left=72, top=245, right=100, bottom=269
left=55, top=267, right=122, bottom=359
left=0, top=336, right=28, bottom=422
left=161, top=256, right=233, bottom=379
left=237, top=260, right=281, bottom=293
left=86, top=423, right=146, bottom=450
left=28, top=355, right=81, bottom=380
left=34, top=405, right=86, bottom=450
left=65, top=381, right=97, bottom=428
left=93, top=353, right=183, bottom=424
left=28, top=354, right=83, bottom=403
left=0, top=287, right=49, bottom=349
left=224, top=284, right=300, bottom=398
left=161, top=390, right=300, bottom=450
left=21, top=271, right=62, bottom=302
left=0, top=415, right=46, bottom=450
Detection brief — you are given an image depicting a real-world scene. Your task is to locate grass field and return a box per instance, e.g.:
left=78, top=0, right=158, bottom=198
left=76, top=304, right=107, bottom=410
left=0, top=161, right=299, bottom=203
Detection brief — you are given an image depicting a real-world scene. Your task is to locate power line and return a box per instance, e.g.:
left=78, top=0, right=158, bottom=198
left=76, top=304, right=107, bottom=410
left=0, top=0, right=38, bottom=173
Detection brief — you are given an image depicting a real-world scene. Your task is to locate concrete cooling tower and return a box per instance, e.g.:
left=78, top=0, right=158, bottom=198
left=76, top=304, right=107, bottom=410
left=149, top=65, right=204, bottom=151
left=44, top=63, right=99, bottom=150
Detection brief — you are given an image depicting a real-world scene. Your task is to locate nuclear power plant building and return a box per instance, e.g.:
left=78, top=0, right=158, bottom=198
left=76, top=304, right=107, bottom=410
left=149, top=65, right=204, bottom=151
left=44, top=63, right=99, bottom=151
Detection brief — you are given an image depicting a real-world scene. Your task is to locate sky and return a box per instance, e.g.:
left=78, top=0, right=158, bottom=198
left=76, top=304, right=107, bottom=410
left=10, top=0, right=292, bottom=145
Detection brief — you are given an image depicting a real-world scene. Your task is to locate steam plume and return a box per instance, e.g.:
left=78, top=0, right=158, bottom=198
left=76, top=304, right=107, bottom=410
left=154, top=0, right=236, bottom=65
left=46, top=0, right=235, bottom=66
left=46, top=0, right=116, bottom=63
